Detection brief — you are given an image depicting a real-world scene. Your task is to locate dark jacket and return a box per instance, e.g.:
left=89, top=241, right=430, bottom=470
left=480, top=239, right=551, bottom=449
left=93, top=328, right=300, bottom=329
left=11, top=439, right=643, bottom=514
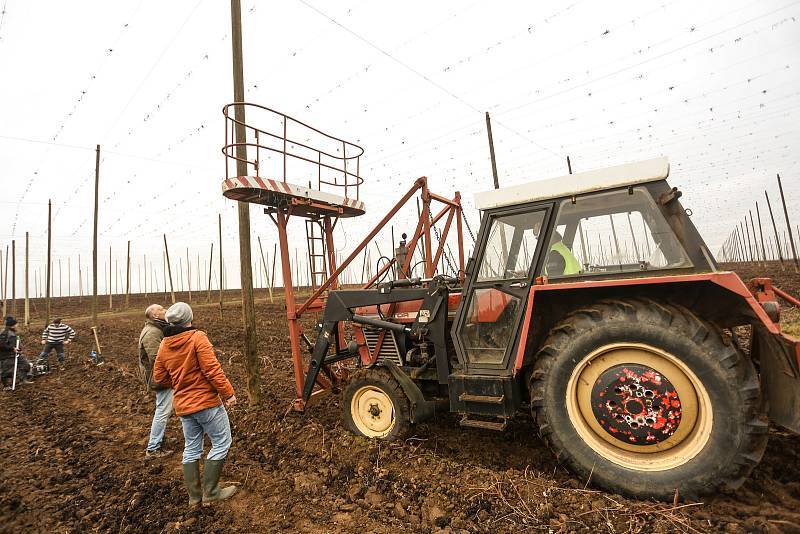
left=138, top=319, right=167, bottom=391
left=0, top=328, right=18, bottom=360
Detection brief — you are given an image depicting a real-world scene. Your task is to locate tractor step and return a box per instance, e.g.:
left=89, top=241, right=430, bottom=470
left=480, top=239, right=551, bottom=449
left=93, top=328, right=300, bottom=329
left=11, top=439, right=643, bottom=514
left=460, top=415, right=507, bottom=431
left=458, top=393, right=505, bottom=404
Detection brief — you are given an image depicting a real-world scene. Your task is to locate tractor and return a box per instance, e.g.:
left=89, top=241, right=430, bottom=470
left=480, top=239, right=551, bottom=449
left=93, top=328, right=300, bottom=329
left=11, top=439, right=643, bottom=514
left=219, top=105, right=799, bottom=501
left=300, top=157, right=800, bottom=500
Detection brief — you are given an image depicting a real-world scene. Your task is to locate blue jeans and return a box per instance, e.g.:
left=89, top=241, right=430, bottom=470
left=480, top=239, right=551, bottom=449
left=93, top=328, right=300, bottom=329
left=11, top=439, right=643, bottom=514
left=180, top=405, right=232, bottom=464
left=146, top=388, right=174, bottom=452
left=39, top=342, right=64, bottom=363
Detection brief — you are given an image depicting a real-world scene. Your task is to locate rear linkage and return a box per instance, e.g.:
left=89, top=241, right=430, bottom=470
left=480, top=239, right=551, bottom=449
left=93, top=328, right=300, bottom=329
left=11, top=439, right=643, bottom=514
left=300, top=275, right=458, bottom=420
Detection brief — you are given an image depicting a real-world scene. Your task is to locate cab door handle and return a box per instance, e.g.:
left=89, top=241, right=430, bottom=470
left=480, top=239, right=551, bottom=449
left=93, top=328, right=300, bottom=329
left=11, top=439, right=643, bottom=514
left=510, top=282, right=528, bottom=288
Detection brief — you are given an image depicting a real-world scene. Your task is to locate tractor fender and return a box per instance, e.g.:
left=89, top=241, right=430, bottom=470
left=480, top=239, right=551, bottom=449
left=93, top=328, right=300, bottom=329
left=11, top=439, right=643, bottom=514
left=382, top=359, right=438, bottom=424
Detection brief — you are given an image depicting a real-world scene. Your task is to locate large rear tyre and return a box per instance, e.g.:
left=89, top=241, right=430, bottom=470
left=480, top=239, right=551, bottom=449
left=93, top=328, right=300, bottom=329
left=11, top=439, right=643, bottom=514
left=343, top=367, right=410, bottom=441
left=530, top=298, right=768, bottom=500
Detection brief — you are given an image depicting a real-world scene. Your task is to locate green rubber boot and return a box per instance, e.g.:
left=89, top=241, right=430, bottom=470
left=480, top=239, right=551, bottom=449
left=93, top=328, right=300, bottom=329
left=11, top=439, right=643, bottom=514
left=202, top=459, right=237, bottom=506
left=182, top=461, right=203, bottom=507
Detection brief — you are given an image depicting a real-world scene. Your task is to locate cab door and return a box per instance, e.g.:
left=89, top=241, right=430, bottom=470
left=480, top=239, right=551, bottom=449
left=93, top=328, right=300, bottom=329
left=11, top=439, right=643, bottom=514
left=453, top=205, right=552, bottom=374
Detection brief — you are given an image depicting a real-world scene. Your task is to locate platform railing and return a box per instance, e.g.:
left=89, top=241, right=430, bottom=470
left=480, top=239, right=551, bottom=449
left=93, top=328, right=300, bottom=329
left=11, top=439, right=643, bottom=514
left=222, top=102, right=364, bottom=200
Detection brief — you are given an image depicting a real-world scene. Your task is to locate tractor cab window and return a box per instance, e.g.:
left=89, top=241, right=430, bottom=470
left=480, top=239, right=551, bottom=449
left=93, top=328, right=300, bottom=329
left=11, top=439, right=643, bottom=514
left=477, top=210, right=546, bottom=281
left=545, top=187, right=691, bottom=278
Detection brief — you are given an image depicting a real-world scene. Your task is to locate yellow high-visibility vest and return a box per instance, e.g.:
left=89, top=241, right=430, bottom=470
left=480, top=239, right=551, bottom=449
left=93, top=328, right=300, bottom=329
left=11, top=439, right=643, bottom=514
left=548, top=241, right=581, bottom=276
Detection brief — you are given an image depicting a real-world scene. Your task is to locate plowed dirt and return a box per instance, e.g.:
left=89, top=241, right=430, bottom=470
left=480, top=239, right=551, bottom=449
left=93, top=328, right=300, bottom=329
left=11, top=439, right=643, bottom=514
left=1, top=264, right=799, bottom=533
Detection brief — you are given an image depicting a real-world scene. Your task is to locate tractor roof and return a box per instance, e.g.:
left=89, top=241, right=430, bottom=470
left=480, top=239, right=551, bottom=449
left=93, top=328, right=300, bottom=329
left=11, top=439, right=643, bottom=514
left=474, top=157, right=670, bottom=210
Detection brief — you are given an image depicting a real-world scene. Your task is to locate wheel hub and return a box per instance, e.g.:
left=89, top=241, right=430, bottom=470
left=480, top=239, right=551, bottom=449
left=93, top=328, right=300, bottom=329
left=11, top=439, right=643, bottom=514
left=590, top=363, right=682, bottom=445
left=368, top=403, right=382, bottom=417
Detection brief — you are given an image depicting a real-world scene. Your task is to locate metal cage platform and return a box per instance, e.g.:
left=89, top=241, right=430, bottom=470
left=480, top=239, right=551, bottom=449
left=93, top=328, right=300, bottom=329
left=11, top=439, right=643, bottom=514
left=222, top=102, right=365, bottom=218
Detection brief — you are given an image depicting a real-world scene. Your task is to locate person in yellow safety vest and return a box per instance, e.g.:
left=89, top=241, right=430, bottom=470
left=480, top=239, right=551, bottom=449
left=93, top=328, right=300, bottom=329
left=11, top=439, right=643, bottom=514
left=545, top=233, right=581, bottom=276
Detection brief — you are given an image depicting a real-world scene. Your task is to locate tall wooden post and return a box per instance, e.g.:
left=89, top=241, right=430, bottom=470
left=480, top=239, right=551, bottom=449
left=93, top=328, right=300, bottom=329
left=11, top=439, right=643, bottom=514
left=92, top=145, right=100, bottom=326
left=765, top=191, right=785, bottom=270
left=67, top=256, right=70, bottom=299
left=45, top=200, right=52, bottom=325
left=78, top=254, right=82, bottom=303
left=207, top=243, right=214, bottom=302
left=1, top=245, right=6, bottom=316
left=11, top=240, right=16, bottom=316
left=777, top=174, right=799, bottom=270
left=257, top=236, right=273, bottom=303
left=24, top=232, right=29, bottom=326
left=271, top=243, right=277, bottom=293
left=485, top=112, right=500, bottom=189
left=108, top=247, right=113, bottom=309
left=144, top=254, right=148, bottom=297
left=186, top=248, right=192, bottom=302
left=742, top=220, right=753, bottom=263
left=163, top=234, right=175, bottom=303
left=230, top=0, right=260, bottom=405
left=126, top=241, right=131, bottom=308
left=756, top=202, right=767, bottom=264
left=748, top=211, right=760, bottom=265
left=218, top=215, right=223, bottom=316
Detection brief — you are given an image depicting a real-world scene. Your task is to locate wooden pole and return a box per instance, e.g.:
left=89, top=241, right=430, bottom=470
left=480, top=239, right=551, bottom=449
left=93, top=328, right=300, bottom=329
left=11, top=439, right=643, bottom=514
left=218, top=214, right=223, bottom=316
left=78, top=254, right=82, bottom=302
left=748, top=210, right=760, bottom=265
left=207, top=243, right=214, bottom=302
left=755, top=203, right=768, bottom=266
left=230, top=0, right=260, bottom=405
left=163, top=234, right=175, bottom=303
left=257, top=236, right=273, bottom=303
left=776, top=173, right=799, bottom=270
left=144, top=254, right=148, bottom=297
left=126, top=241, right=131, bottom=308
left=271, top=243, right=277, bottom=292
left=765, top=191, right=785, bottom=270
left=11, top=240, right=15, bottom=316
left=186, top=248, right=192, bottom=302
left=46, top=199, right=52, bottom=325
left=108, top=247, right=113, bottom=309
left=485, top=112, right=500, bottom=189
left=67, top=256, right=70, bottom=299
left=742, top=220, right=753, bottom=263
left=92, top=145, right=100, bottom=325
left=1, top=245, right=6, bottom=316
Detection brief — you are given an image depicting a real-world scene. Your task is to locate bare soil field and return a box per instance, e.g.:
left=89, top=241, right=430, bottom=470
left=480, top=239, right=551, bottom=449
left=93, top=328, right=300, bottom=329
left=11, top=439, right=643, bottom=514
left=1, top=263, right=800, bottom=533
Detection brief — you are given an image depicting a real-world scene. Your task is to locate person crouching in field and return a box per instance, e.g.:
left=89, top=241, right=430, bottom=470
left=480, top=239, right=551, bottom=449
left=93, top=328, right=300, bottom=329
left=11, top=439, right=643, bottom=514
left=153, top=302, right=238, bottom=507
left=138, top=304, right=174, bottom=460
left=39, top=318, right=76, bottom=370
left=1, top=316, right=33, bottom=389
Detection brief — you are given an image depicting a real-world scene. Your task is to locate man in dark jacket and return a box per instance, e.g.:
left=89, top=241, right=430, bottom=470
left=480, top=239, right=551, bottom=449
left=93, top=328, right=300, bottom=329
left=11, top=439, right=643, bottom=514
left=1, top=316, right=32, bottom=389
left=138, top=304, right=173, bottom=459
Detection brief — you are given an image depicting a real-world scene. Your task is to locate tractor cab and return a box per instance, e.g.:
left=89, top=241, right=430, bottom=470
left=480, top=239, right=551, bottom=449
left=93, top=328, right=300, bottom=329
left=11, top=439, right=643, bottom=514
left=449, top=158, right=717, bottom=425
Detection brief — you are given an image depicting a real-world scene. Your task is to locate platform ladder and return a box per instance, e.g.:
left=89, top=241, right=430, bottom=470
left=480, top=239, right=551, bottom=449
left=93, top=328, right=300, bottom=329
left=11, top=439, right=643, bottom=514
left=305, top=219, right=329, bottom=290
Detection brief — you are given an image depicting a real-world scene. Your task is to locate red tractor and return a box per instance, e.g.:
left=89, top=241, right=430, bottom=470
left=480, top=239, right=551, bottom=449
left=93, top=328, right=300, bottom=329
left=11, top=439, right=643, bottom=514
left=220, top=106, right=799, bottom=500
left=300, top=157, right=799, bottom=500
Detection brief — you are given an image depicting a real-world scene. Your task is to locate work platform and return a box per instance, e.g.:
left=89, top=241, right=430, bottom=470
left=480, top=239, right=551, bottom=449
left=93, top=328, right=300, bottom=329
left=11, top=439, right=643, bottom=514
left=221, top=102, right=365, bottom=218
left=222, top=175, right=365, bottom=218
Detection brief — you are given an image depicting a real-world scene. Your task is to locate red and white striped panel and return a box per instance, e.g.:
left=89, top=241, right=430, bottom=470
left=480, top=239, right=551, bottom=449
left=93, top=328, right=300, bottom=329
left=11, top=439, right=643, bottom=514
left=222, top=176, right=365, bottom=213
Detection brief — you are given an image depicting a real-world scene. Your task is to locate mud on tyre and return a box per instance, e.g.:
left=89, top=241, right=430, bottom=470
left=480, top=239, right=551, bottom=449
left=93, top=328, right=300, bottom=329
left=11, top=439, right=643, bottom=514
left=343, top=367, right=410, bottom=441
left=529, top=298, right=768, bottom=500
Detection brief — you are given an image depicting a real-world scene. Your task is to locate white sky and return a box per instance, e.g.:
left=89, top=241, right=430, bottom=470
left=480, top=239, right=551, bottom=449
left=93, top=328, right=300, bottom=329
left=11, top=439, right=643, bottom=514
left=0, top=0, right=798, bottom=296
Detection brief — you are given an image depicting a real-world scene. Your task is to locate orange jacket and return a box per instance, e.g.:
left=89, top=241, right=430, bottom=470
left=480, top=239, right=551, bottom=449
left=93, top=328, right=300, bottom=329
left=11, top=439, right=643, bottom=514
left=153, top=328, right=234, bottom=416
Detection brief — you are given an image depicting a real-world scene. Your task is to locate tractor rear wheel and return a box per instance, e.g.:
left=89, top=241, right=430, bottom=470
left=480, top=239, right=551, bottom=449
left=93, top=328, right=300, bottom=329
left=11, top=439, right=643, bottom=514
left=530, top=298, right=768, bottom=500
left=343, top=367, right=410, bottom=441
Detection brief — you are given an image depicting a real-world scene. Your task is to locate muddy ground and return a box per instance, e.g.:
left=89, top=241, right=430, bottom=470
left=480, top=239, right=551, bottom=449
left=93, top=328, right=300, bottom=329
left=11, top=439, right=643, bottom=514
left=1, top=263, right=799, bottom=533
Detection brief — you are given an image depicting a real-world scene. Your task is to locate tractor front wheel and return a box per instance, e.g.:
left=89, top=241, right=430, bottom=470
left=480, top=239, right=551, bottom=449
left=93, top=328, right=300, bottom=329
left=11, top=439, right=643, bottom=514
left=530, top=298, right=768, bottom=500
left=343, top=367, right=410, bottom=441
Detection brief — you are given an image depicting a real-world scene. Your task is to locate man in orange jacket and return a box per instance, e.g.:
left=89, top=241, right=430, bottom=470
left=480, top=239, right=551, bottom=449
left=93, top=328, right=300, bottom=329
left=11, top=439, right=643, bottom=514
left=153, top=302, right=238, bottom=507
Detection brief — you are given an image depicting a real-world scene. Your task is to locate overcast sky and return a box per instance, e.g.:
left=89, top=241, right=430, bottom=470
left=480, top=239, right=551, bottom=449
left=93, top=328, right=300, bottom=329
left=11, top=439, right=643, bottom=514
left=0, top=0, right=798, bottom=296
